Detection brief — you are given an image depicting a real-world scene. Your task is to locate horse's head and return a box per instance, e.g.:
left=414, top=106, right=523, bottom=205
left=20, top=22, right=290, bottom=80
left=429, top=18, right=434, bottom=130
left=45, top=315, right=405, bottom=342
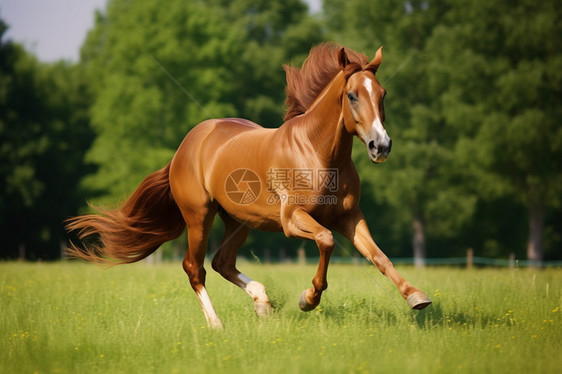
left=339, top=47, right=391, bottom=163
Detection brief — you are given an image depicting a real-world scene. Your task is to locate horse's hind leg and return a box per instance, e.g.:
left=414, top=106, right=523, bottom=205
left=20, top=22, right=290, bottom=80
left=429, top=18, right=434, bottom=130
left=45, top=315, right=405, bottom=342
left=212, top=211, right=272, bottom=317
left=181, top=205, right=224, bottom=328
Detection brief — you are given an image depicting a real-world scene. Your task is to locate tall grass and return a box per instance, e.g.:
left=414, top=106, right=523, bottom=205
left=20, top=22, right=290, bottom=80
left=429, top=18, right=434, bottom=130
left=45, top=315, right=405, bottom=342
left=1, top=261, right=560, bottom=373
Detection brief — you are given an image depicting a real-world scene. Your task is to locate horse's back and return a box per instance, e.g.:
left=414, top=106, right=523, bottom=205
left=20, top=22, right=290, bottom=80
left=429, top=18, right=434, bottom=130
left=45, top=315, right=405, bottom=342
left=172, top=117, right=265, bottom=161
left=169, top=119, right=268, bottom=199
left=169, top=118, right=282, bottom=229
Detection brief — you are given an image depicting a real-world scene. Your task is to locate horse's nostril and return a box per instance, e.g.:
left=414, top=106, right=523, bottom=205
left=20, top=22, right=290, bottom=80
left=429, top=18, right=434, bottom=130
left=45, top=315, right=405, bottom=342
left=388, top=139, right=392, bottom=153
left=368, top=140, right=376, bottom=151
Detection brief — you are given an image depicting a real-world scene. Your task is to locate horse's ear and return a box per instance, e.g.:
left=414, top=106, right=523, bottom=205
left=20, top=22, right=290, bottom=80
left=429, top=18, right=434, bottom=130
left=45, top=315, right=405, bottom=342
left=338, top=48, right=351, bottom=70
left=365, top=46, right=383, bottom=73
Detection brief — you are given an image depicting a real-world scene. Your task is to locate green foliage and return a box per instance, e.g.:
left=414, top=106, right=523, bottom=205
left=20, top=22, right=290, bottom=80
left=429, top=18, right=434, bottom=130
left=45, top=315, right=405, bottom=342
left=325, top=0, right=562, bottom=260
left=0, top=20, right=94, bottom=259
left=1, top=262, right=561, bottom=373
left=422, top=0, right=562, bottom=260
left=325, top=0, right=477, bottom=257
left=81, top=0, right=323, bottom=205
left=1, top=0, right=561, bottom=261
left=423, top=0, right=562, bottom=209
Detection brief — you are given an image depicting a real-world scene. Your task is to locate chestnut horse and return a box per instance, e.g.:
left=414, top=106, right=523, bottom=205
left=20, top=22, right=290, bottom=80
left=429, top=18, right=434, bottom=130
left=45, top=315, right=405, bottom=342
left=66, top=43, right=431, bottom=328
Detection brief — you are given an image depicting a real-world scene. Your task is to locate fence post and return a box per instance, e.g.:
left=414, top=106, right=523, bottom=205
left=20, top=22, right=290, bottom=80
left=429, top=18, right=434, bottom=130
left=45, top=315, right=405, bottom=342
left=466, top=248, right=473, bottom=269
left=279, top=247, right=286, bottom=263
left=298, top=246, right=306, bottom=265
left=509, top=253, right=515, bottom=269
left=145, top=254, right=153, bottom=265
left=18, top=243, right=26, bottom=262
left=60, top=241, right=67, bottom=260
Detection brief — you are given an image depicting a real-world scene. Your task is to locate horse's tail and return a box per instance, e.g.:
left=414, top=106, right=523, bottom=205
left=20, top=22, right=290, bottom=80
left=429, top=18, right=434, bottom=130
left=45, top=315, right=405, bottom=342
left=65, top=162, right=185, bottom=265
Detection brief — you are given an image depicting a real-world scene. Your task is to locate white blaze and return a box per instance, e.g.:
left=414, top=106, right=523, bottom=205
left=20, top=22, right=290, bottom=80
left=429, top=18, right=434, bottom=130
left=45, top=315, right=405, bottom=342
left=363, top=77, right=388, bottom=143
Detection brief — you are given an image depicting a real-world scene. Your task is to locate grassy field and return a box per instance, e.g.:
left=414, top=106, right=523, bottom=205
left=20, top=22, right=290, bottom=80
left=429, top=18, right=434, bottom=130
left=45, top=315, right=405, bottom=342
left=1, top=261, right=560, bottom=373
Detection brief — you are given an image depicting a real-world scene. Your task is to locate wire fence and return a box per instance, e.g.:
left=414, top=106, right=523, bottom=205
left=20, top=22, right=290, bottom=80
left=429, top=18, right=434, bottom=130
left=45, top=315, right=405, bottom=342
left=320, top=256, right=562, bottom=268
left=140, top=246, right=562, bottom=268
left=290, top=247, right=562, bottom=268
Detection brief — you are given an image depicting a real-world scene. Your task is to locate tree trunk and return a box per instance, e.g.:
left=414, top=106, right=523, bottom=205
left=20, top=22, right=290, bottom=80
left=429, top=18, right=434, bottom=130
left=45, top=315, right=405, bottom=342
left=527, top=203, right=544, bottom=267
left=413, top=215, right=426, bottom=268
left=18, top=243, right=26, bottom=262
left=297, top=241, right=306, bottom=265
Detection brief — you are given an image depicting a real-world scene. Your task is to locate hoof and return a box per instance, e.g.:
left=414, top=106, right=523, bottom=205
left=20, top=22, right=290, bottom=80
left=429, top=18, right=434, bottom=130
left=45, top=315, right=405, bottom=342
left=207, top=319, right=224, bottom=329
left=407, top=291, right=432, bottom=310
left=254, top=302, right=273, bottom=317
left=298, top=289, right=316, bottom=312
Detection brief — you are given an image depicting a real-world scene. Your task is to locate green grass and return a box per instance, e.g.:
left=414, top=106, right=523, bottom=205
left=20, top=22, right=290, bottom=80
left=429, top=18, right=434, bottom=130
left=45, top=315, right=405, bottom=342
left=1, top=261, right=560, bottom=373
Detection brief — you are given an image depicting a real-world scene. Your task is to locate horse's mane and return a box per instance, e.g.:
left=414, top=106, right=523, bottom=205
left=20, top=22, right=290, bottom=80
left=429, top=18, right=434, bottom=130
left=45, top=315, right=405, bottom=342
left=283, top=42, right=369, bottom=121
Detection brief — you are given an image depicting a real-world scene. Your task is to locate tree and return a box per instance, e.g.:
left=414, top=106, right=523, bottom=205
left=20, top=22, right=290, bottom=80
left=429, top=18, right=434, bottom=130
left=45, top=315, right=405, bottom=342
left=79, top=0, right=323, bottom=258
left=323, top=0, right=562, bottom=264
left=324, top=0, right=477, bottom=265
left=424, top=0, right=562, bottom=265
left=0, top=19, right=94, bottom=259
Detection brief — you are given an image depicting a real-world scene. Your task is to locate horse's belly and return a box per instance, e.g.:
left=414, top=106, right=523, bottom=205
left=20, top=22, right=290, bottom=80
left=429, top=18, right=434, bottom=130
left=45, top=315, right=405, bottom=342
left=220, top=201, right=283, bottom=232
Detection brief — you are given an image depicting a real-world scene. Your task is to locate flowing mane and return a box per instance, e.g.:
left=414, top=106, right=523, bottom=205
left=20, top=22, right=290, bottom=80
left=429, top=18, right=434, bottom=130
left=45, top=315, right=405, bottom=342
left=283, top=42, right=369, bottom=121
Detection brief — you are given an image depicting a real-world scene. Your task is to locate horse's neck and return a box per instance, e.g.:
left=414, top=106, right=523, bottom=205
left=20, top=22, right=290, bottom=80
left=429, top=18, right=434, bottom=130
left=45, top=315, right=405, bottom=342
left=287, top=72, right=354, bottom=167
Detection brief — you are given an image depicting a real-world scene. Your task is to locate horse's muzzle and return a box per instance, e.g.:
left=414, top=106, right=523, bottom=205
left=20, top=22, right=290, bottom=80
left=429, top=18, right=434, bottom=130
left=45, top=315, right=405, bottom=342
left=368, top=138, right=392, bottom=163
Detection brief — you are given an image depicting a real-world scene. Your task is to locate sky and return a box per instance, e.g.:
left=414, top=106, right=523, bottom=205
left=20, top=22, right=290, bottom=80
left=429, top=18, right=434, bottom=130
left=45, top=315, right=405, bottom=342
left=0, top=0, right=322, bottom=63
left=0, top=0, right=107, bottom=62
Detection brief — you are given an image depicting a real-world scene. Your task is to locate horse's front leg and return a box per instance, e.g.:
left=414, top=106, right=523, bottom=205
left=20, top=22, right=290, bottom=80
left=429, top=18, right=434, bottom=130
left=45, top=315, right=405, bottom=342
left=337, top=209, right=432, bottom=310
left=282, top=207, right=334, bottom=311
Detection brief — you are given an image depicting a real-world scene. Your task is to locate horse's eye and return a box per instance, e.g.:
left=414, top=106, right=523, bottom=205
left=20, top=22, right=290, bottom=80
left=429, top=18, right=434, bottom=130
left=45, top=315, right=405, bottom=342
left=347, top=92, right=358, bottom=102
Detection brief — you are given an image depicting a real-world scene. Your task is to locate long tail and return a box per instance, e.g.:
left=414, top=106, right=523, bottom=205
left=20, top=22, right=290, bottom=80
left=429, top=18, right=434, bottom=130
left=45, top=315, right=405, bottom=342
left=65, top=163, right=185, bottom=264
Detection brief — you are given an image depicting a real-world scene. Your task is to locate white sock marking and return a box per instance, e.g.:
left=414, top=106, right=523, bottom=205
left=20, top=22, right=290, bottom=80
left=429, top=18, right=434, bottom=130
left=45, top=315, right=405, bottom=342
left=196, top=288, right=222, bottom=328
